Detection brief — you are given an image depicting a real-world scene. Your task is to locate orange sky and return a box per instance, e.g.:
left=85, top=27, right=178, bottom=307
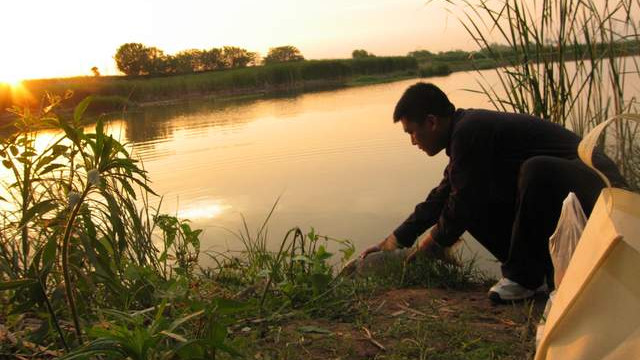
left=0, top=0, right=476, bottom=82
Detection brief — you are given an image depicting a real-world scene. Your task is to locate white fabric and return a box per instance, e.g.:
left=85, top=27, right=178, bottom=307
left=548, top=192, right=587, bottom=288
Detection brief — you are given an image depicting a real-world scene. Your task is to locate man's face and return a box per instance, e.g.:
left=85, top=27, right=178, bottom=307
left=400, top=116, right=439, bottom=156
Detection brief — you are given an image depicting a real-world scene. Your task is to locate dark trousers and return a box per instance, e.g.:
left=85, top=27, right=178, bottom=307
left=467, top=156, right=618, bottom=290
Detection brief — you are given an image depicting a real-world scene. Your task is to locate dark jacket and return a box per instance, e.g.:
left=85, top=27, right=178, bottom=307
left=393, top=108, right=623, bottom=248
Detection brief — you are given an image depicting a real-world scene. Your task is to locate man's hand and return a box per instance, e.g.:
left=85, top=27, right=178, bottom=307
left=405, top=233, right=441, bottom=263
left=359, top=234, right=399, bottom=260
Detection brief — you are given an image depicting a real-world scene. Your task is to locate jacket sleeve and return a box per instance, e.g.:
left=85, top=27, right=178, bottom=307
left=430, top=125, right=493, bottom=247
left=393, top=165, right=451, bottom=248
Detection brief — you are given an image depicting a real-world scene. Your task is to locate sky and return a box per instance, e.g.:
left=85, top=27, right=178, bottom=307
left=0, top=0, right=477, bottom=82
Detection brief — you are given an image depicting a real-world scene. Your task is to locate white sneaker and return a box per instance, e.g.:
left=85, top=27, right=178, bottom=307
left=488, top=278, right=543, bottom=302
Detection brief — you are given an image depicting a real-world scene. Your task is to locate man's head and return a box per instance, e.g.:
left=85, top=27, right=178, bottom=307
left=393, top=82, right=455, bottom=156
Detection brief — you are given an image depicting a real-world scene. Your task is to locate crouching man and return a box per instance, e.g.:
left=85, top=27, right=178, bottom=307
left=360, top=82, right=626, bottom=302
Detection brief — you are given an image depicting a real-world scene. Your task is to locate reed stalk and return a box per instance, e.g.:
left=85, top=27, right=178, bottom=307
left=449, top=0, right=640, bottom=189
left=61, top=184, right=91, bottom=343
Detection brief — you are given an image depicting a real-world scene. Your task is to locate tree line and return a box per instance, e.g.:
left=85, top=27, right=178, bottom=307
left=408, top=39, right=640, bottom=65
left=115, top=43, right=306, bottom=76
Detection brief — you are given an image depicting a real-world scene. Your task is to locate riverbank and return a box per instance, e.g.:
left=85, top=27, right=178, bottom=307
left=0, top=57, right=419, bottom=117
left=1, top=251, right=543, bottom=359
left=0, top=71, right=421, bottom=129
left=0, top=74, right=544, bottom=360
left=2, top=282, right=544, bottom=359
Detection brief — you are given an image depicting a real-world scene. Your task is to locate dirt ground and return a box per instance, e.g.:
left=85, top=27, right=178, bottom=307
left=239, top=286, right=547, bottom=360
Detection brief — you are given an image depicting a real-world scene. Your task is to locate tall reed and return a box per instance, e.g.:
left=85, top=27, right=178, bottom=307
left=449, top=0, right=640, bottom=189
left=0, top=95, right=200, bottom=347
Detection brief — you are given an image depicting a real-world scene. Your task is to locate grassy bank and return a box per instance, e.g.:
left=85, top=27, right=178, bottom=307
left=1, top=57, right=418, bottom=115
left=0, top=98, right=543, bottom=359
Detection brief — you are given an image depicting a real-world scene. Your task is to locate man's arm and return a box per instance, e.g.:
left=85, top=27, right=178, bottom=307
left=359, top=168, right=450, bottom=259
left=392, top=166, right=452, bottom=248
left=429, top=124, right=494, bottom=248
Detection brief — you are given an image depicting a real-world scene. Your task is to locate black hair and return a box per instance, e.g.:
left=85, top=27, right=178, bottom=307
left=393, top=82, right=456, bottom=123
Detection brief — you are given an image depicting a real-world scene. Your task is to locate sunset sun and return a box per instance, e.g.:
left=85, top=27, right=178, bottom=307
left=0, top=63, right=29, bottom=86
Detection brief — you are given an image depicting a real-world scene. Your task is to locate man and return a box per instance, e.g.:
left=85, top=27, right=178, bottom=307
left=360, top=82, right=626, bottom=302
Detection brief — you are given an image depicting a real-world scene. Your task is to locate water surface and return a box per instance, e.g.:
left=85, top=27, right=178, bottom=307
left=108, top=73, right=504, bottom=274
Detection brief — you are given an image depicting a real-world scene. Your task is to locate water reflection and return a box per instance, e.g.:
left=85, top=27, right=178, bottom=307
left=177, top=199, right=231, bottom=220
left=118, top=95, right=306, bottom=145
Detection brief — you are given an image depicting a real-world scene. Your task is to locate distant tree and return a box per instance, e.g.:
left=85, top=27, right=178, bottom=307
left=171, top=49, right=205, bottom=73
left=200, top=48, right=225, bottom=70
left=352, top=49, right=375, bottom=58
left=478, top=43, right=514, bottom=57
left=408, top=50, right=435, bottom=59
left=222, top=46, right=257, bottom=68
left=115, top=43, right=261, bottom=75
left=91, top=66, right=100, bottom=76
left=437, top=50, right=469, bottom=62
left=263, top=46, right=304, bottom=65
left=143, top=46, right=167, bottom=75
left=114, top=43, right=168, bottom=75
left=115, top=43, right=149, bottom=75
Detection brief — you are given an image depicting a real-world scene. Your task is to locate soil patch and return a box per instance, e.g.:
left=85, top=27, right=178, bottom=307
left=235, top=285, right=547, bottom=360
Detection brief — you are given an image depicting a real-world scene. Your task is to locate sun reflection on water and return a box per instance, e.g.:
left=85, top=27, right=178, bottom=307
left=177, top=201, right=230, bottom=220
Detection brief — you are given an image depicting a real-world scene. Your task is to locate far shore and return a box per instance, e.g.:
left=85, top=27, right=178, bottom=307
left=0, top=69, right=423, bottom=126
left=0, top=57, right=423, bottom=121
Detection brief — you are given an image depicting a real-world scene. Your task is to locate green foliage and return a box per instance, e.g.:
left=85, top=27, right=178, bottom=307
left=114, top=43, right=162, bottom=76
left=419, top=63, right=452, bottom=78
left=347, top=56, right=417, bottom=75
left=352, top=49, right=375, bottom=59
left=0, top=97, right=243, bottom=356
left=209, top=202, right=356, bottom=311
left=61, top=300, right=242, bottom=360
left=1, top=95, right=398, bottom=357
left=221, top=46, right=257, bottom=68
left=114, top=43, right=257, bottom=76
left=407, top=49, right=434, bottom=59
left=154, top=214, right=200, bottom=278
left=263, top=45, right=305, bottom=65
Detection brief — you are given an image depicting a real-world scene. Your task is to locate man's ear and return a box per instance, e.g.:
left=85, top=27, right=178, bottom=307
left=425, top=114, right=438, bottom=130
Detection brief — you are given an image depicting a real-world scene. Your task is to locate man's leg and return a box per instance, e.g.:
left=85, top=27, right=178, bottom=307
left=465, top=203, right=515, bottom=264
left=501, top=156, right=607, bottom=290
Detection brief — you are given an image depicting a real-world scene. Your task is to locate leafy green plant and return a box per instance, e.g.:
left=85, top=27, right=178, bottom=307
left=154, top=214, right=201, bottom=278
left=204, top=202, right=355, bottom=315
left=0, top=95, right=215, bottom=354
left=61, top=298, right=243, bottom=360
left=0, top=94, right=363, bottom=357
